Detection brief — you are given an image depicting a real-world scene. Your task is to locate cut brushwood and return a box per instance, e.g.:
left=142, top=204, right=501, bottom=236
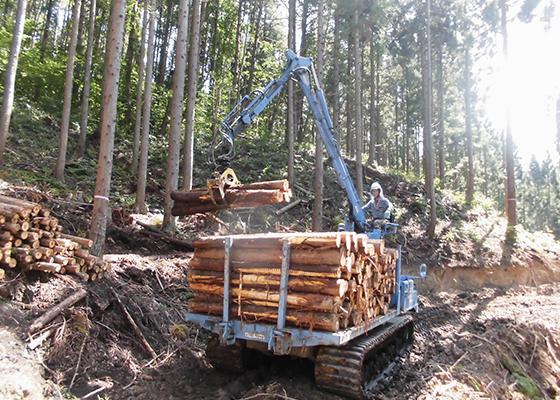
left=29, top=288, right=88, bottom=333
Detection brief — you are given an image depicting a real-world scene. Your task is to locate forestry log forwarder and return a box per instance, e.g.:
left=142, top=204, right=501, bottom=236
left=181, top=49, right=426, bottom=399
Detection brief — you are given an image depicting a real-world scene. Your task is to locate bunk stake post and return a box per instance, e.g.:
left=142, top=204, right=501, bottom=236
left=396, top=244, right=402, bottom=315
left=277, top=238, right=291, bottom=329
left=220, top=237, right=234, bottom=345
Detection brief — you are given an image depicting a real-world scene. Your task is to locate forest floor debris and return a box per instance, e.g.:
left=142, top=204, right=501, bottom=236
left=1, top=187, right=560, bottom=400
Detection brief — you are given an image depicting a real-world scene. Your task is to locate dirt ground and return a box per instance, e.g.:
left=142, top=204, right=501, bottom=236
left=1, top=235, right=560, bottom=400
left=1, top=184, right=560, bottom=400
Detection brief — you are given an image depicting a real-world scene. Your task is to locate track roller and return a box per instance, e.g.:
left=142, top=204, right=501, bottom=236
left=315, top=315, right=414, bottom=399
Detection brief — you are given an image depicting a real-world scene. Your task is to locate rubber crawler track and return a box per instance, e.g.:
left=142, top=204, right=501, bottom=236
left=314, top=315, right=414, bottom=399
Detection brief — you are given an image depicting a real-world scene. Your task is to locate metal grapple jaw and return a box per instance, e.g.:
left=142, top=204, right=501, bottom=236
left=206, top=168, right=240, bottom=206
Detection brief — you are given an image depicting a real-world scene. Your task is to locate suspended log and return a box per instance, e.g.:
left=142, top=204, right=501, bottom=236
left=171, top=181, right=292, bottom=216
left=171, top=180, right=290, bottom=203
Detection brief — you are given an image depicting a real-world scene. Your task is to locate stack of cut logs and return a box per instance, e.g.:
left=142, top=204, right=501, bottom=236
left=171, top=180, right=292, bottom=217
left=187, top=232, right=398, bottom=332
left=0, top=194, right=109, bottom=281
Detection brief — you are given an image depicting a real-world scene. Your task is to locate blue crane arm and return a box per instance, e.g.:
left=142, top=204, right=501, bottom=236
left=220, top=49, right=367, bottom=231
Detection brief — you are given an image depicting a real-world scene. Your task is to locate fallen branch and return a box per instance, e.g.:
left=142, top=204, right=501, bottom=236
left=136, top=221, right=193, bottom=250
left=135, top=220, right=166, bottom=235
left=293, top=184, right=313, bottom=197
left=29, top=288, right=87, bottom=333
left=27, top=328, right=54, bottom=350
left=196, top=213, right=229, bottom=227
left=109, top=287, right=157, bottom=359
left=68, top=335, right=87, bottom=390
left=137, top=229, right=194, bottom=250
left=275, top=199, right=302, bottom=216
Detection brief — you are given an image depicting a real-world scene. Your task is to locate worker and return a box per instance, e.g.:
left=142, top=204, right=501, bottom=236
left=363, top=182, right=393, bottom=230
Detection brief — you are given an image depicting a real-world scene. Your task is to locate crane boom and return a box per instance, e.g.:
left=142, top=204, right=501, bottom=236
left=220, top=49, right=367, bottom=231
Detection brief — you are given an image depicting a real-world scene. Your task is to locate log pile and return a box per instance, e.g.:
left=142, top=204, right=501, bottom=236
left=187, top=232, right=398, bottom=332
left=0, top=195, right=109, bottom=281
left=171, top=180, right=292, bottom=217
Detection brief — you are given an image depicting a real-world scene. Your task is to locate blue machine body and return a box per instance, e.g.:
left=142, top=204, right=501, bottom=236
left=185, top=239, right=425, bottom=355
left=189, top=50, right=426, bottom=355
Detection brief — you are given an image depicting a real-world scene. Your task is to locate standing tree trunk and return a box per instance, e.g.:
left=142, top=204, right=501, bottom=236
left=135, top=0, right=157, bottom=213
left=465, top=45, right=474, bottom=204
left=437, top=47, right=445, bottom=188
left=287, top=0, right=296, bottom=189
left=162, top=0, right=190, bottom=233
left=123, top=5, right=137, bottom=127
left=500, top=0, right=516, bottom=233
left=368, top=39, right=376, bottom=166
left=556, top=95, right=560, bottom=159
left=230, top=0, right=245, bottom=106
left=394, top=87, right=399, bottom=169
left=295, top=0, right=311, bottom=142
left=422, top=0, right=437, bottom=238
left=39, top=0, right=55, bottom=50
left=0, top=0, right=27, bottom=167
left=354, top=8, right=363, bottom=199
left=182, top=0, right=203, bottom=190
left=77, top=0, right=97, bottom=158
left=54, top=0, right=82, bottom=181
left=312, top=0, right=325, bottom=231
left=245, top=0, right=264, bottom=96
left=156, top=0, right=174, bottom=85
left=131, top=0, right=149, bottom=175
left=89, top=0, right=127, bottom=257
left=332, top=8, right=341, bottom=143
left=346, top=34, right=353, bottom=157
left=73, top=0, right=86, bottom=96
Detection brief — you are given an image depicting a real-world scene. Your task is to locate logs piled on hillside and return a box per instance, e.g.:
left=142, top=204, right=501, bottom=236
left=171, top=180, right=292, bottom=216
left=187, top=232, right=398, bottom=332
left=0, top=195, right=109, bottom=281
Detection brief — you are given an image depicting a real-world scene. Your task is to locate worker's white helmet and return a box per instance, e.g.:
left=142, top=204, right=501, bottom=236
left=370, top=182, right=382, bottom=192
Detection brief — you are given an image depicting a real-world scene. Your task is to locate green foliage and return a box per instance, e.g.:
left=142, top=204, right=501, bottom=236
left=409, top=198, right=427, bottom=215
left=502, top=355, right=541, bottom=399
left=506, top=224, right=517, bottom=243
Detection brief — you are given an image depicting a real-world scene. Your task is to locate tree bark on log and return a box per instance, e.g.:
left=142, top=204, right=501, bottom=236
left=189, top=283, right=341, bottom=312
left=187, top=269, right=348, bottom=297
left=188, top=301, right=340, bottom=332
